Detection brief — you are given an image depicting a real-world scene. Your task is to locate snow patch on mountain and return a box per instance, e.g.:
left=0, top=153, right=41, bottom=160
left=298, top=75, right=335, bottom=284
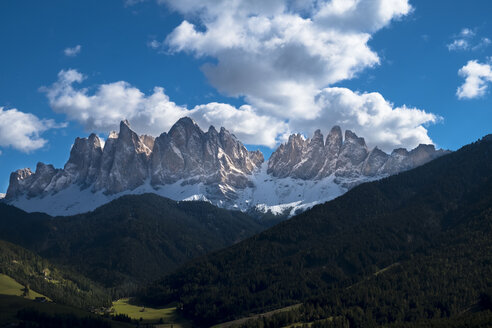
left=7, top=162, right=370, bottom=217
left=5, top=117, right=450, bottom=217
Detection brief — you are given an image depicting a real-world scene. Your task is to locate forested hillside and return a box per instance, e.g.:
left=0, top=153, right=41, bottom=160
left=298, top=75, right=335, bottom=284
left=0, top=240, right=110, bottom=309
left=137, top=135, right=492, bottom=326
left=0, top=194, right=264, bottom=292
left=236, top=192, right=492, bottom=327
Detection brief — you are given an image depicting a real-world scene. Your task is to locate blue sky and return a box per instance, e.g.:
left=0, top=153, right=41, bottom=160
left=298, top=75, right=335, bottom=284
left=1, top=0, right=491, bottom=193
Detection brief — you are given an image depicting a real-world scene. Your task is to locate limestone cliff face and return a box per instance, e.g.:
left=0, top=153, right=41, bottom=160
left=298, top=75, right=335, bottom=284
left=7, top=117, right=264, bottom=199
left=5, top=118, right=449, bottom=214
left=150, top=117, right=264, bottom=199
left=268, top=128, right=448, bottom=180
left=93, top=120, right=151, bottom=194
left=6, top=165, right=57, bottom=200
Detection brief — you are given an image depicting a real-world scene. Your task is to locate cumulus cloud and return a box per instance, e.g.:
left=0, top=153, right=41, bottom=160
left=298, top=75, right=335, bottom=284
left=312, top=88, right=439, bottom=151
left=148, top=0, right=437, bottom=150
left=44, top=1, right=440, bottom=152
left=64, top=45, right=82, bottom=57
left=447, top=28, right=490, bottom=51
left=42, top=69, right=287, bottom=147
left=43, top=69, right=190, bottom=136
left=0, top=107, right=65, bottom=152
left=161, top=0, right=408, bottom=117
left=190, top=103, right=289, bottom=147
left=457, top=60, right=492, bottom=99
left=43, top=69, right=438, bottom=151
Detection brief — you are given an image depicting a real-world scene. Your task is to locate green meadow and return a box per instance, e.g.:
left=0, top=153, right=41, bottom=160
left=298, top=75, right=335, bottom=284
left=112, top=298, right=191, bottom=327
left=0, top=274, right=47, bottom=300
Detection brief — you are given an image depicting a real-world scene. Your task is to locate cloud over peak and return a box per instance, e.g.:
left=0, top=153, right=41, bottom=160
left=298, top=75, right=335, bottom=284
left=314, top=88, right=439, bottom=151
left=42, top=69, right=287, bottom=147
left=43, top=68, right=438, bottom=152
left=147, top=0, right=436, bottom=150
left=162, top=0, right=410, bottom=115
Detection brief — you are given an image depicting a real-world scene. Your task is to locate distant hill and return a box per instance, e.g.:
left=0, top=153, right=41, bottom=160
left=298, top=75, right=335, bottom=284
left=137, top=135, right=492, bottom=326
left=0, top=193, right=264, bottom=291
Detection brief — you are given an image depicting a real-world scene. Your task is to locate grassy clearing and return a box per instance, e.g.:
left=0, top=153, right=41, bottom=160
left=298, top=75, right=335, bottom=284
left=0, top=274, right=48, bottom=300
left=112, top=298, right=191, bottom=327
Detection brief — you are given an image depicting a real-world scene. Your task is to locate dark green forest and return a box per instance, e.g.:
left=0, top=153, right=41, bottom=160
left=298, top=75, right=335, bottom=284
left=0, top=194, right=264, bottom=293
left=137, top=135, right=492, bottom=326
left=235, top=198, right=492, bottom=327
left=2, top=135, right=492, bottom=327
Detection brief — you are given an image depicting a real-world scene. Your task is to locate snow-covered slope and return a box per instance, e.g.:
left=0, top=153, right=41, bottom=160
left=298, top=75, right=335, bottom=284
left=6, top=163, right=355, bottom=217
left=5, top=117, right=450, bottom=217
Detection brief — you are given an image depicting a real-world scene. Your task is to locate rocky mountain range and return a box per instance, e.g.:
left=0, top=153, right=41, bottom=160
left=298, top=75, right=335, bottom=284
left=268, top=126, right=446, bottom=187
left=5, top=117, right=449, bottom=216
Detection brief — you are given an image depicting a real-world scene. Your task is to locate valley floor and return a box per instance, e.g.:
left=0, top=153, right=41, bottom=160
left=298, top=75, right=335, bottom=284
left=112, top=298, right=192, bottom=327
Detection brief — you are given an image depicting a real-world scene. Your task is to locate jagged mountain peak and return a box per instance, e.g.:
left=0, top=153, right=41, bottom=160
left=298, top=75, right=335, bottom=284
left=269, top=126, right=447, bottom=181
left=120, top=118, right=131, bottom=128
left=208, top=125, right=218, bottom=135
left=5, top=119, right=449, bottom=216
left=329, top=125, right=342, bottom=135
left=344, top=129, right=367, bottom=146
left=94, top=119, right=152, bottom=193
left=411, top=143, right=436, bottom=154
left=309, top=129, right=324, bottom=147
left=391, top=148, right=409, bottom=156
left=312, top=129, right=323, bottom=138
left=151, top=118, right=262, bottom=195
left=87, top=132, right=101, bottom=143
left=175, top=116, right=197, bottom=126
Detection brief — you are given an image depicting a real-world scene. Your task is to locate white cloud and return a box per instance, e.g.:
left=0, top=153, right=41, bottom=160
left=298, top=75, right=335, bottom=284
left=0, top=107, right=65, bottom=152
left=43, top=69, right=189, bottom=136
left=447, top=39, right=470, bottom=51
left=190, top=103, right=289, bottom=147
left=160, top=0, right=412, bottom=118
left=42, top=69, right=287, bottom=147
left=147, top=39, right=162, bottom=50
left=43, top=69, right=438, bottom=151
left=477, top=38, right=492, bottom=50
left=148, top=0, right=437, bottom=150
left=447, top=28, right=490, bottom=51
left=42, top=1, right=440, bottom=152
left=461, top=28, right=475, bottom=37
left=64, top=45, right=82, bottom=57
left=457, top=60, right=492, bottom=99
left=312, top=88, right=439, bottom=151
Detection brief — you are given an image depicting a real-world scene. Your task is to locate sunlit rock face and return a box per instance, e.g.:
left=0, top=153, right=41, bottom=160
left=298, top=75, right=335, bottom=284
left=5, top=117, right=449, bottom=216
left=268, top=127, right=447, bottom=181
left=150, top=117, right=264, bottom=199
left=7, top=117, right=264, bottom=200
